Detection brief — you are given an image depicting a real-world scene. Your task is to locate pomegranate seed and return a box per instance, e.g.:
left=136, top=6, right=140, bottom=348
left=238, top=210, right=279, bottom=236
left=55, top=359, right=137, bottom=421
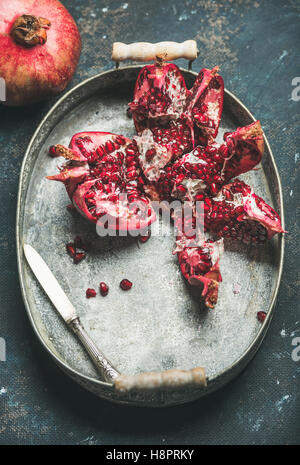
left=105, top=141, right=115, bottom=153
left=139, top=231, right=151, bottom=243
left=176, top=184, right=187, bottom=195
left=145, top=149, right=156, bottom=161
left=257, top=311, right=267, bottom=322
left=126, top=148, right=136, bottom=156
left=210, top=183, right=218, bottom=194
left=86, top=288, right=96, bottom=298
left=73, top=252, right=86, bottom=264
left=97, top=146, right=104, bottom=157
left=99, top=282, right=109, bottom=296
left=48, top=145, right=59, bottom=157
left=116, top=135, right=126, bottom=145
left=120, top=279, right=132, bottom=290
left=66, top=243, right=76, bottom=257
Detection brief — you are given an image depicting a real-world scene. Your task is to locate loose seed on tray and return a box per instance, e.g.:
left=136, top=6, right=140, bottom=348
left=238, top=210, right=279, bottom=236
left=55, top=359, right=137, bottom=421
left=257, top=311, right=267, bottom=322
left=99, top=282, right=109, bottom=296
left=120, top=279, right=133, bottom=291
left=86, top=288, right=96, bottom=298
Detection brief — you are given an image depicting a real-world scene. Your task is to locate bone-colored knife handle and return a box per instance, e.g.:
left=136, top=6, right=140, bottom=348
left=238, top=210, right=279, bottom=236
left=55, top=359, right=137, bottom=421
left=112, top=40, right=199, bottom=62
left=114, top=367, right=207, bottom=392
left=69, top=317, right=119, bottom=382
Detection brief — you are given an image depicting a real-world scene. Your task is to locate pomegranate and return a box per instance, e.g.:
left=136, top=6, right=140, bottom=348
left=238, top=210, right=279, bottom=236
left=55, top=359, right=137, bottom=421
left=143, top=121, right=264, bottom=201
left=0, top=0, right=81, bottom=106
left=204, top=180, right=285, bottom=243
left=173, top=214, right=223, bottom=309
left=47, top=132, right=156, bottom=232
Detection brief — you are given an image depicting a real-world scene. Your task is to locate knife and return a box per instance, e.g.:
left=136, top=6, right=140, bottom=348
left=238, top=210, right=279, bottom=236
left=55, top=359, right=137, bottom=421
left=23, top=244, right=120, bottom=383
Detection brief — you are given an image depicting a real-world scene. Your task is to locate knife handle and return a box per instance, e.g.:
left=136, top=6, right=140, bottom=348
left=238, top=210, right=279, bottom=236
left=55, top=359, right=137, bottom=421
left=69, top=317, right=120, bottom=382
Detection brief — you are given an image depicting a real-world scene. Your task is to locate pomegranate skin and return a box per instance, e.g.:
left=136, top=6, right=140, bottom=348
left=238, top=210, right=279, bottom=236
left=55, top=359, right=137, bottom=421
left=0, top=0, right=81, bottom=106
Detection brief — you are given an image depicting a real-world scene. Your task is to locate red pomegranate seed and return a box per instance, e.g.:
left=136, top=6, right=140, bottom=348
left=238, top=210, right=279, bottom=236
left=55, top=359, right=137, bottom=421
left=120, top=279, right=132, bottom=290
left=257, top=311, right=267, bottom=322
left=66, top=203, right=75, bottom=211
left=139, top=231, right=151, bottom=243
left=86, top=288, right=96, bottom=298
left=99, top=282, right=109, bottom=296
left=105, top=141, right=115, bottom=153
left=176, top=184, right=187, bottom=196
left=145, top=149, right=156, bottom=161
left=74, top=252, right=86, bottom=264
left=48, top=145, right=59, bottom=157
left=66, top=243, right=76, bottom=257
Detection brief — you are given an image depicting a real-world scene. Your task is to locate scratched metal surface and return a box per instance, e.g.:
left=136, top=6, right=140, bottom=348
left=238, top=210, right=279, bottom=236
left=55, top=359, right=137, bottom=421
left=0, top=0, right=299, bottom=444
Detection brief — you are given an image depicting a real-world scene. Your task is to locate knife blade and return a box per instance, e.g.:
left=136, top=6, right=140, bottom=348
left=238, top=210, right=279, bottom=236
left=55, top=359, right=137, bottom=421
left=24, top=244, right=77, bottom=323
left=23, top=244, right=120, bottom=382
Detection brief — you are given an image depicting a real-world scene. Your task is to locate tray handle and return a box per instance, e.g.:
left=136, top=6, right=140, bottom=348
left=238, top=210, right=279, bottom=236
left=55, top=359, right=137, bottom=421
left=114, top=367, right=207, bottom=392
left=112, top=40, right=199, bottom=66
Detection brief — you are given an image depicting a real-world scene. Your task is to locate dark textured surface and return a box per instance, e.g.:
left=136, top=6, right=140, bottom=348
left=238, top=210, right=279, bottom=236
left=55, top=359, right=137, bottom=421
left=0, top=0, right=299, bottom=445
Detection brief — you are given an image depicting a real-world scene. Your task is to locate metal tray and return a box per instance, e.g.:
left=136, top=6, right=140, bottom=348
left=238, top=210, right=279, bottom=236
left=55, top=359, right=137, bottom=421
left=16, top=66, right=285, bottom=407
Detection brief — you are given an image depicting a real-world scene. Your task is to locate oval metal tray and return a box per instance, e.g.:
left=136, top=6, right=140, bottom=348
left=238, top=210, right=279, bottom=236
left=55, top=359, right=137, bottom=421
left=16, top=66, right=285, bottom=407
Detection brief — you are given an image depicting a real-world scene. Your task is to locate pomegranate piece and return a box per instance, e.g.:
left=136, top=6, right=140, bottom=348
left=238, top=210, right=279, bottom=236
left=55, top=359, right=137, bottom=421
left=205, top=180, right=285, bottom=243
left=86, top=288, right=96, bottom=298
left=173, top=214, right=223, bottom=309
left=134, top=121, right=205, bottom=182
left=120, top=279, right=133, bottom=290
left=184, top=66, right=224, bottom=141
left=257, top=311, right=267, bottom=322
left=47, top=132, right=156, bottom=232
left=99, top=282, right=109, bottom=296
left=172, top=121, right=264, bottom=199
left=221, top=121, right=264, bottom=181
left=130, top=63, right=224, bottom=142
left=144, top=121, right=264, bottom=201
left=129, top=62, right=188, bottom=133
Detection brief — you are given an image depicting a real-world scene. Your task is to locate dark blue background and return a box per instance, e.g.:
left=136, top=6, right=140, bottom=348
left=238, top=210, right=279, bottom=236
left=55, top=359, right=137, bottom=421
left=0, top=0, right=299, bottom=445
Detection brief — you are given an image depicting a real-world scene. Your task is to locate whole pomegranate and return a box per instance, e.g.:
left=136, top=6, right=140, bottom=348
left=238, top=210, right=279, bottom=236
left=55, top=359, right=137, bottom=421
left=0, top=0, right=81, bottom=106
